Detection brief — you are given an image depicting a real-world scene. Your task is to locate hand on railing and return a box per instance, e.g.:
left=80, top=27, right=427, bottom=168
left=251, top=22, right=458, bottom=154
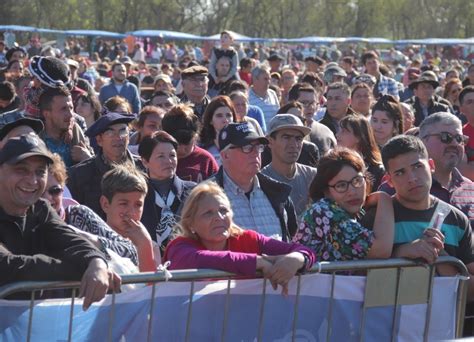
left=257, top=253, right=305, bottom=296
left=79, top=258, right=122, bottom=311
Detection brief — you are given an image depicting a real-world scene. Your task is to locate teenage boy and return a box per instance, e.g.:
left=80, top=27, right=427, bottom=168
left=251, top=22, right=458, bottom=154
left=100, top=164, right=158, bottom=271
left=381, top=135, right=474, bottom=299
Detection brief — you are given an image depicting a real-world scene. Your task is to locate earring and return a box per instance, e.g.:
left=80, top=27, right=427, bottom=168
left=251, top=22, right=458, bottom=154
left=191, top=230, right=196, bottom=234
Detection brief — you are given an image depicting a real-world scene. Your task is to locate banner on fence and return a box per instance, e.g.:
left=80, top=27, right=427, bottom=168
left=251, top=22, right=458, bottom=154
left=0, top=273, right=459, bottom=341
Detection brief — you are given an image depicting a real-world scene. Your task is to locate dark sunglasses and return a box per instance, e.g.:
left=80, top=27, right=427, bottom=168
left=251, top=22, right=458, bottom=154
left=422, top=132, right=469, bottom=145
left=46, top=185, right=64, bottom=196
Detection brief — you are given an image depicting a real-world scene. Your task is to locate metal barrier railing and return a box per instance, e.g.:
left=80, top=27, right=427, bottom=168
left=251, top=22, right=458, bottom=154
left=0, top=256, right=469, bottom=341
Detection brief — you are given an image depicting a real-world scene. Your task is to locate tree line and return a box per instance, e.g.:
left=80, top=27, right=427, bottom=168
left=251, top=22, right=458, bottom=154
left=1, top=0, right=473, bottom=39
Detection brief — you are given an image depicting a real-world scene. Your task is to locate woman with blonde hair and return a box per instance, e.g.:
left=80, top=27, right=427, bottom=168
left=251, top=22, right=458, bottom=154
left=164, top=182, right=315, bottom=294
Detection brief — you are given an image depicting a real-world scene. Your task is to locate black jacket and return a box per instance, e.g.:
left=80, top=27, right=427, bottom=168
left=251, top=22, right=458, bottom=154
left=0, top=199, right=105, bottom=286
left=67, top=150, right=143, bottom=219
left=141, top=176, right=196, bottom=252
left=209, top=167, right=298, bottom=242
left=405, top=96, right=452, bottom=126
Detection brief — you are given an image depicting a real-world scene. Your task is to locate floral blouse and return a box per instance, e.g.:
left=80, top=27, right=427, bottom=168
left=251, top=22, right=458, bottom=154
left=293, top=198, right=374, bottom=261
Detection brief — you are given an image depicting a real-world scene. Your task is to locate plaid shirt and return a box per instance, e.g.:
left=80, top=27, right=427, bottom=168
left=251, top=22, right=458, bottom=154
left=223, top=170, right=282, bottom=240
left=376, top=74, right=400, bottom=99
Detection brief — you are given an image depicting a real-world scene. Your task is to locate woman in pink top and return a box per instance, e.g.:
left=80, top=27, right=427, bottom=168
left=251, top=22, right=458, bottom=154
left=164, top=182, right=315, bottom=294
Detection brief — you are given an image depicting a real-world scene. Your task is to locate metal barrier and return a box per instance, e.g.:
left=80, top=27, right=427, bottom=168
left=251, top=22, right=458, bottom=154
left=0, top=256, right=469, bottom=341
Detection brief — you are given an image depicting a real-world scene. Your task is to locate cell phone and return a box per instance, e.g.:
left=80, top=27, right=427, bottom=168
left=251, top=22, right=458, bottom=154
left=432, top=212, right=444, bottom=230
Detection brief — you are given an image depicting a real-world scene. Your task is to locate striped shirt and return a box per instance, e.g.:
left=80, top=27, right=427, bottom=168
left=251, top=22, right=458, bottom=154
left=393, top=197, right=474, bottom=265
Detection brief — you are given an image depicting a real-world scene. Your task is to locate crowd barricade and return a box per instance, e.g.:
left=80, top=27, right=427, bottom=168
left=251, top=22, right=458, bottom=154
left=0, top=256, right=469, bottom=341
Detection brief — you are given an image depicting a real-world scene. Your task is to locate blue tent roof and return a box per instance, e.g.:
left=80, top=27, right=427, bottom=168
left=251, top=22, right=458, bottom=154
left=65, top=30, right=125, bottom=38
left=0, top=25, right=63, bottom=34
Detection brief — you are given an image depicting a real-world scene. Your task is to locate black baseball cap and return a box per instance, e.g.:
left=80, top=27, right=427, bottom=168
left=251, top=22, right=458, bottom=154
left=0, top=134, right=53, bottom=165
left=218, top=122, right=268, bottom=151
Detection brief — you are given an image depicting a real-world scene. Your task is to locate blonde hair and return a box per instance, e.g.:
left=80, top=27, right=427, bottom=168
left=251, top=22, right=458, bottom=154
left=175, top=182, right=243, bottom=240
left=48, top=153, right=67, bottom=186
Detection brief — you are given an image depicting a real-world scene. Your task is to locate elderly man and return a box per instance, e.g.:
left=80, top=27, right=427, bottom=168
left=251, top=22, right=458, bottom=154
left=211, top=122, right=297, bottom=242
left=0, top=134, right=120, bottom=310
left=248, top=65, right=280, bottom=127
left=67, top=112, right=139, bottom=219
left=419, top=112, right=474, bottom=226
left=179, top=65, right=210, bottom=120
left=261, top=114, right=317, bottom=217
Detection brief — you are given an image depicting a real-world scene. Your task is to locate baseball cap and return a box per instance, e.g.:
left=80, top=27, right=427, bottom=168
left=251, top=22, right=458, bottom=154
left=85, top=112, right=136, bottom=138
left=218, top=122, right=268, bottom=151
left=267, top=114, right=311, bottom=137
left=0, top=134, right=53, bottom=165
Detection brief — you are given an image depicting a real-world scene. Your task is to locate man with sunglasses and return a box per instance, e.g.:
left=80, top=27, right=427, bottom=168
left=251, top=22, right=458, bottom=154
left=210, top=122, right=298, bottom=242
left=419, top=112, right=474, bottom=226
left=67, top=112, right=139, bottom=219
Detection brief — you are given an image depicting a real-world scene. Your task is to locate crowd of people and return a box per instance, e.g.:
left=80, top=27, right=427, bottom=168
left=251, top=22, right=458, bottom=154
left=0, top=31, right=474, bottom=333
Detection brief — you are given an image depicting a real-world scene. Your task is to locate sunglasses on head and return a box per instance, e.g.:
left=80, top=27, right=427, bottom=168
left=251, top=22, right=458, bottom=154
left=47, top=185, right=63, bottom=196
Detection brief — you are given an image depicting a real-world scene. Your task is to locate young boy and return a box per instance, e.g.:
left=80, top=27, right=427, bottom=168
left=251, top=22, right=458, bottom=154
left=100, top=164, right=160, bottom=272
left=381, top=135, right=474, bottom=299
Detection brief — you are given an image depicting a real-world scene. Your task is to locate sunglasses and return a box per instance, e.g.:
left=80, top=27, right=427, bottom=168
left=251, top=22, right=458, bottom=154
left=46, top=185, right=64, bottom=196
left=422, top=132, right=469, bottom=145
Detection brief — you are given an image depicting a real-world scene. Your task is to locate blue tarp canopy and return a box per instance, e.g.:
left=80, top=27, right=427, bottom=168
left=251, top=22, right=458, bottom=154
left=3, top=25, right=474, bottom=45
left=0, top=25, right=62, bottom=34
left=127, top=30, right=201, bottom=40
left=65, top=30, right=125, bottom=38
left=394, top=38, right=474, bottom=45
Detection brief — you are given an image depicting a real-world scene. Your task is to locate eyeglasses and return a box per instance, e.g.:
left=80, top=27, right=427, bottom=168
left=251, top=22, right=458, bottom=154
left=229, top=143, right=265, bottom=154
left=46, top=185, right=64, bottom=196
left=102, top=127, right=129, bottom=138
left=422, top=132, right=469, bottom=145
left=328, top=175, right=366, bottom=193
